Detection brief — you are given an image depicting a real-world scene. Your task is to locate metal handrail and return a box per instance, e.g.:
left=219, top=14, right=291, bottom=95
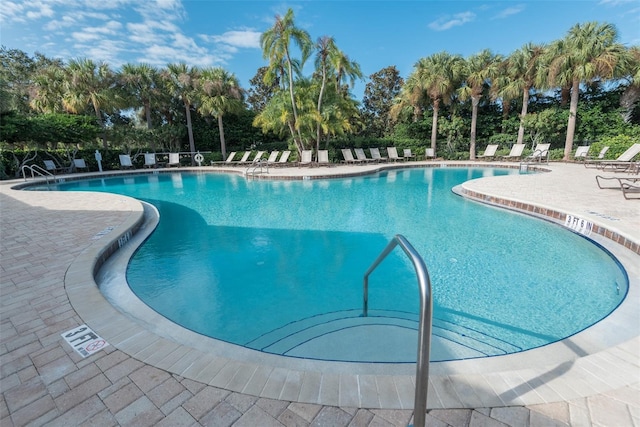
left=363, top=234, right=432, bottom=427
left=245, top=159, right=269, bottom=177
left=21, top=165, right=54, bottom=185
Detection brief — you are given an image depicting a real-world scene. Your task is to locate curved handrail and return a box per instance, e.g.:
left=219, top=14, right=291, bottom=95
left=21, top=165, right=54, bottom=185
left=363, top=234, right=432, bottom=427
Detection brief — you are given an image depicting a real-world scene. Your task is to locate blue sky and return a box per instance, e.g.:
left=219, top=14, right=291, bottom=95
left=1, top=0, right=639, bottom=100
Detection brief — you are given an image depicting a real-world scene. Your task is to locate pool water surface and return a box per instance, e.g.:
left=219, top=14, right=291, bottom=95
left=49, top=168, right=627, bottom=362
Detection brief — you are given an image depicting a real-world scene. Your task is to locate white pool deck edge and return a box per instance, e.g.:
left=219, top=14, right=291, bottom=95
left=4, top=160, right=639, bottom=412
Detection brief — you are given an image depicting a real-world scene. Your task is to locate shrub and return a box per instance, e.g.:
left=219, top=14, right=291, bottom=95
left=589, top=135, right=638, bottom=160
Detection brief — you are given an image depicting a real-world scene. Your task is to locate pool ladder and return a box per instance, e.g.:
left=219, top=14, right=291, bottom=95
left=245, top=159, right=269, bottom=177
left=21, top=164, right=54, bottom=185
left=363, top=235, right=432, bottom=427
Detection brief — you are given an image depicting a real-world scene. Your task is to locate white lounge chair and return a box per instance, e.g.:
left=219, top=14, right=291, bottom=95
left=523, top=143, right=551, bottom=163
left=596, top=175, right=640, bottom=199
left=424, top=148, right=435, bottom=160
left=584, top=146, right=609, bottom=165
left=43, top=159, right=67, bottom=174
left=317, top=150, right=330, bottom=166
left=264, top=151, right=279, bottom=165
left=298, top=150, right=313, bottom=167
left=119, top=154, right=134, bottom=169
left=477, top=144, right=499, bottom=160
left=586, top=143, right=640, bottom=172
left=386, top=147, right=402, bottom=162
left=167, top=153, right=180, bottom=167
left=369, top=148, right=387, bottom=162
left=212, top=151, right=236, bottom=165
left=403, top=148, right=416, bottom=161
left=251, top=151, right=265, bottom=163
left=341, top=149, right=363, bottom=164
left=232, top=151, right=252, bottom=165
left=573, top=146, right=590, bottom=161
left=276, top=151, right=291, bottom=167
left=501, top=144, right=526, bottom=161
left=354, top=148, right=376, bottom=163
left=143, top=153, right=156, bottom=168
left=73, top=158, right=88, bottom=172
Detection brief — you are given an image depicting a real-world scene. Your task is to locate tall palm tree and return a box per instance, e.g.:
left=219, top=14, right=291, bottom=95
left=413, top=52, right=464, bottom=153
left=314, top=36, right=338, bottom=154
left=162, top=63, right=199, bottom=164
left=502, top=43, right=546, bottom=146
left=312, top=37, right=361, bottom=154
left=620, top=46, right=640, bottom=123
left=119, top=63, right=159, bottom=131
left=30, top=63, right=66, bottom=114
left=197, top=67, right=245, bottom=160
left=260, top=8, right=313, bottom=156
left=63, top=58, right=117, bottom=149
left=331, top=49, right=362, bottom=93
left=459, top=50, right=503, bottom=159
left=544, top=22, right=627, bottom=160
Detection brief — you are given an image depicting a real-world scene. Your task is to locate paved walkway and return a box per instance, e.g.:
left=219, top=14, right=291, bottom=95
left=1, top=161, right=638, bottom=426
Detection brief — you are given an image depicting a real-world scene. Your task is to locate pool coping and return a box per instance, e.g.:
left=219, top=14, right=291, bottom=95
left=19, top=161, right=640, bottom=410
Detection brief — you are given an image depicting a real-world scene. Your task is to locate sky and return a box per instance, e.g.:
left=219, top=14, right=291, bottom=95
left=1, top=0, right=639, bottom=100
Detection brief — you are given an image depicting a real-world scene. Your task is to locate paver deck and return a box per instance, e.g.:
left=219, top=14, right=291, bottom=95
left=1, top=161, right=638, bottom=426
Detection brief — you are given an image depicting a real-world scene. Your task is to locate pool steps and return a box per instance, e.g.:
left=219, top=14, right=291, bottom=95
left=246, top=309, right=523, bottom=362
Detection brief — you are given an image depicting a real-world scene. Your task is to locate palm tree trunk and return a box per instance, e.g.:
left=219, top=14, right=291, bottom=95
left=218, top=114, right=227, bottom=160
left=431, top=99, right=439, bottom=153
left=316, top=69, right=327, bottom=158
left=184, top=101, right=195, bottom=165
left=93, top=105, right=107, bottom=150
left=470, top=97, right=479, bottom=159
left=517, top=88, right=530, bottom=146
left=564, top=79, right=580, bottom=161
left=145, top=100, right=155, bottom=151
left=285, top=52, right=304, bottom=150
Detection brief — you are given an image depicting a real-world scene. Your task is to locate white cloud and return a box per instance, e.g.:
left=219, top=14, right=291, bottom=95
left=492, top=4, right=526, bottom=20
left=206, top=30, right=262, bottom=49
left=25, top=3, right=54, bottom=20
left=598, top=0, right=636, bottom=5
left=71, top=31, right=101, bottom=43
left=0, top=1, right=26, bottom=24
left=44, top=15, right=76, bottom=31
left=428, top=11, right=476, bottom=31
left=3, top=0, right=258, bottom=73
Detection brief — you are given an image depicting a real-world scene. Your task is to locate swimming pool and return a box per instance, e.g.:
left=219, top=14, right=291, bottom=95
left=46, top=168, right=628, bottom=363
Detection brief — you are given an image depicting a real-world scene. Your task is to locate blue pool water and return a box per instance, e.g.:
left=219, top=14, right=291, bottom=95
left=46, top=168, right=627, bottom=362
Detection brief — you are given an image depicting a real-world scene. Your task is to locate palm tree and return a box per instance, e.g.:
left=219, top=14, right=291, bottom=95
left=312, top=37, right=361, bottom=154
left=197, top=67, right=245, bottom=160
left=63, top=58, right=117, bottom=149
left=260, top=8, right=313, bottom=156
left=331, top=49, right=362, bottom=93
left=119, top=63, right=159, bottom=131
left=162, top=63, right=199, bottom=164
left=459, top=50, right=503, bottom=159
left=544, top=22, right=627, bottom=160
left=620, top=46, right=640, bottom=123
left=30, top=63, right=66, bottom=114
left=502, top=43, right=546, bottom=146
left=314, top=36, right=338, bottom=154
left=413, top=52, right=464, bottom=153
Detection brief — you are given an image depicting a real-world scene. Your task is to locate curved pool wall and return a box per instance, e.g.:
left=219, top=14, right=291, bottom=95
left=33, top=167, right=628, bottom=365
left=25, top=162, right=638, bottom=410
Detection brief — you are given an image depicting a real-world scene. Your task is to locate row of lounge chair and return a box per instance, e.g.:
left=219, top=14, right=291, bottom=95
left=589, top=143, right=640, bottom=199
left=42, top=159, right=88, bottom=174
left=340, top=147, right=431, bottom=164
left=475, top=143, right=549, bottom=163
left=212, top=147, right=427, bottom=167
